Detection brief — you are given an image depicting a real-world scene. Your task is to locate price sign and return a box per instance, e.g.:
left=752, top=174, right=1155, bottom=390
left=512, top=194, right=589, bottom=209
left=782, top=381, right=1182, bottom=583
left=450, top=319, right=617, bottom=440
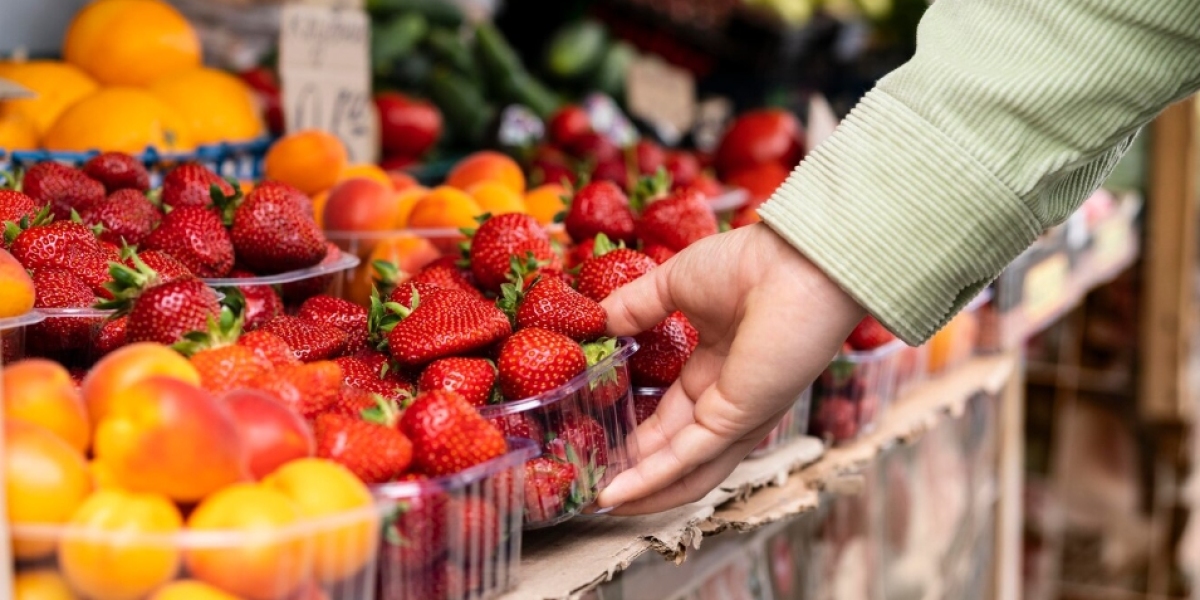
left=1023, top=253, right=1069, bottom=325
left=625, top=56, right=695, bottom=144
left=1093, top=218, right=1131, bottom=269
left=279, top=3, right=377, bottom=163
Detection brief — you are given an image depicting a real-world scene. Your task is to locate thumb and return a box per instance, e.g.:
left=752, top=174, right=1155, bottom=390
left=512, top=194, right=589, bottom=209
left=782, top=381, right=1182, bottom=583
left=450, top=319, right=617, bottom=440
left=600, top=259, right=677, bottom=336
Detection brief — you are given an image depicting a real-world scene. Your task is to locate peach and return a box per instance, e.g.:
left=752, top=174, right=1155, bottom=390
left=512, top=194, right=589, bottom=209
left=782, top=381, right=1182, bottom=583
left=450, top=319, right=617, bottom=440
left=0, top=246, right=35, bottom=317
left=82, top=342, right=201, bottom=428
left=3, top=359, right=91, bottom=453
left=322, top=177, right=400, bottom=234
left=388, top=170, right=418, bottom=193
left=94, top=376, right=248, bottom=503
left=222, top=389, right=315, bottom=480
left=392, top=185, right=428, bottom=229
left=5, top=420, right=92, bottom=560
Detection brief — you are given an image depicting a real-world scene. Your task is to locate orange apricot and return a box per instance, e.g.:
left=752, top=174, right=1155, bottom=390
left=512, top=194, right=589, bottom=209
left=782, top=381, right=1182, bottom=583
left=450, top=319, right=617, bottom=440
left=446, top=150, right=524, bottom=195
left=82, top=342, right=201, bottom=428
left=5, top=420, right=92, bottom=560
left=3, top=359, right=91, bottom=453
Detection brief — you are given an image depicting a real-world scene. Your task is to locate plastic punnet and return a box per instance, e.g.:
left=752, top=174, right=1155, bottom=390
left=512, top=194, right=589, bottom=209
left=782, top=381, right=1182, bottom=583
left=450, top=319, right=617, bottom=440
left=809, top=340, right=904, bottom=446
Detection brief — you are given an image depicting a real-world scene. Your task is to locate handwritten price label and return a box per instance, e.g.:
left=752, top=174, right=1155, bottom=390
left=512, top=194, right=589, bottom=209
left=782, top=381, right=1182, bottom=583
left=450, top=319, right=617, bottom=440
left=1023, top=253, right=1069, bottom=325
left=279, top=4, right=376, bottom=163
left=625, top=56, right=696, bottom=143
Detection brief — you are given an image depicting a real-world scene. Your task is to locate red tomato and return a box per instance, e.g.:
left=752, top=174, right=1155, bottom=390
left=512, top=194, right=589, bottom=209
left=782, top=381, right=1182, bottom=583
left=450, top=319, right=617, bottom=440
left=715, top=109, right=805, bottom=177
left=375, top=92, right=443, bottom=158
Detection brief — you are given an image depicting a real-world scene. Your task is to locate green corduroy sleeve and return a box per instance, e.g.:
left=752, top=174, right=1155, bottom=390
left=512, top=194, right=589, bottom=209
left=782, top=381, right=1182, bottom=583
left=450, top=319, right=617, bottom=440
left=758, top=0, right=1200, bottom=345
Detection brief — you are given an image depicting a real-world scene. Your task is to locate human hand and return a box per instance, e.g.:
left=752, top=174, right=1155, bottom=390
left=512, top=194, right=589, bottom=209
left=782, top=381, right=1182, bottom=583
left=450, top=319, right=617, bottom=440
left=595, top=223, right=864, bottom=515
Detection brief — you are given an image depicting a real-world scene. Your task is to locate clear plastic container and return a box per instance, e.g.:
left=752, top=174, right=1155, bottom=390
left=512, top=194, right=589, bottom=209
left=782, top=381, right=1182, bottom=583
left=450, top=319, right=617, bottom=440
left=927, top=290, right=992, bottom=375
left=893, top=344, right=930, bottom=397
left=17, top=307, right=111, bottom=367
left=809, top=340, right=904, bottom=446
left=479, top=338, right=640, bottom=529
left=202, top=252, right=360, bottom=307
left=372, top=437, right=540, bottom=600
left=0, top=311, right=45, bottom=364
left=10, top=498, right=386, bottom=600
left=749, top=387, right=813, bottom=458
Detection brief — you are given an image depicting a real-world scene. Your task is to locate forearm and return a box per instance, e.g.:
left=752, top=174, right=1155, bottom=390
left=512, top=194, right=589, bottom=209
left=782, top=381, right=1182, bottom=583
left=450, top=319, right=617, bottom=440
left=759, top=0, right=1200, bottom=344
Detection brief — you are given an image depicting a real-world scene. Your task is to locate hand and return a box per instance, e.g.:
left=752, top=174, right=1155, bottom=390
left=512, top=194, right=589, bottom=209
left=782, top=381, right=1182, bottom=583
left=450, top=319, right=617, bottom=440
left=595, top=223, right=864, bottom=515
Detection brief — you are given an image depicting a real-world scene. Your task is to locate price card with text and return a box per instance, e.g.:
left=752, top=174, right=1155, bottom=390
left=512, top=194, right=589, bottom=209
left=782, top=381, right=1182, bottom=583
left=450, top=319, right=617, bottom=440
left=1023, top=253, right=1069, bottom=326
left=279, top=3, right=377, bottom=163
left=1093, top=218, right=1131, bottom=269
left=625, top=56, right=695, bottom=144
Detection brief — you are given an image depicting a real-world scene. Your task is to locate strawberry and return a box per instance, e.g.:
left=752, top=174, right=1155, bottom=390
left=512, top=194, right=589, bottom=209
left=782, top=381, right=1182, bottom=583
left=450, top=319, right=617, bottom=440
left=567, top=237, right=596, bottom=269
left=846, top=316, right=896, bottom=351
left=550, top=414, right=609, bottom=468
left=0, top=190, right=40, bottom=227
left=575, top=235, right=657, bottom=302
left=94, top=316, right=128, bottom=358
left=250, top=361, right=343, bottom=419
left=97, top=240, right=121, bottom=262
left=327, top=385, right=381, bottom=418
left=124, top=277, right=221, bottom=345
left=21, top=162, right=105, bottom=219
left=642, top=243, right=676, bottom=265
left=467, top=213, right=558, bottom=293
left=82, top=152, right=150, bottom=193
left=7, top=213, right=112, bottom=297
left=635, top=188, right=718, bottom=252
left=585, top=338, right=630, bottom=410
left=314, top=399, right=413, bottom=484
left=334, top=353, right=413, bottom=401
left=663, top=151, right=700, bottom=188
left=634, top=140, right=667, bottom=175
left=449, top=496, right=501, bottom=558
left=399, top=390, right=506, bottom=476
left=566, top=131, right=620, bottom=163
left=488, top=412, right=544, bottom=443
left=401, top=256, right=485, bottom=300
left=633, top=391, right=660, bottom=424
left=523, top=457, right=577, bottom=523
left=383, top=285, right=512, bottom=367
left=630, top=312, right=699, bottom=388
left=226, top=268, right=282, bottom=330
left=130, top=250, right=192, bottom=283
left=259, top=315, right=349, bottom=362
left=27, top=268, right=100, bottom=358
left=591, top=158, right=631, bottom=190
left=418, top=357, right=497, bottom=407
left=237, top=329, right=299, bottom=368
left=160, top=163, right=233, bottom=209
left=297, top=295, right=368, bottom=354
left=81, top=189, right=160, bottom=246
left=386, top=282, right=444, bottom=310
left=380, top=488, right=450, bottom=574
left=500, top=272, right=606, bottom=342
left=230, top=181, right=327, bottom=274
left=563, top=181, right=635, bottom=245
left=174, top=305, right=272, bottom=394
left=497, top=327, right=586, bottom=400
left=143, top=206, right=234, bottom=278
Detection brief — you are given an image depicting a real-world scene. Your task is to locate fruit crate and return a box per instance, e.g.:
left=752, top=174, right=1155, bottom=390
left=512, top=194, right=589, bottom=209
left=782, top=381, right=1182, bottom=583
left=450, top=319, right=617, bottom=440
left=0, top=137, right=273, bottom=186
left=927, top=289, right=991, bottom=376
left=372, top=437, right=540, bottom=600
left=809, top=339, right=904, bottom=446
left=10, top=494, right=387, bottom=600
left=479, top=338, right=640, bottom=529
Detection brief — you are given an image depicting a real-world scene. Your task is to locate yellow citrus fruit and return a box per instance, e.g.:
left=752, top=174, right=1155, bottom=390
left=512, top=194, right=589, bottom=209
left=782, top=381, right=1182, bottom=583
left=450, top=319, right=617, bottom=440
left=469, top=180, right=527, bottom=216
left=42, top=87, right=193, bottom=154
left=64, top=0, right=201, bottom=86
left=524, top=183, right=568, bottom=225
left=13, top=569, right=79, bottom=600
left=0, top=109, right=39, bottom=151
left=148, top=67, right=264, bottom=146
left=0, top=60, right=98, bottom=138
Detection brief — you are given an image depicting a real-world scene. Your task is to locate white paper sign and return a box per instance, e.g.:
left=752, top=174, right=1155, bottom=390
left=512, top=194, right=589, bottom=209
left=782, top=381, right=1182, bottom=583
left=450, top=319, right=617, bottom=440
left=625, top=56, right=696, bottom=142
left=279, top=4, right=377, bottom=163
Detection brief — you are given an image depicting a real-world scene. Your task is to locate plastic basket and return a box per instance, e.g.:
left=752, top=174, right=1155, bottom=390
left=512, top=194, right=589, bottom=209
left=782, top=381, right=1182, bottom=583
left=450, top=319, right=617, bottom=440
left=0, top=311, right=45, bottom=364
left=372, top=437, right=540, bottom=600
left=809, top=340, right=903, bottom=446
left=479, top=338, right=639, bottom=529
left=893, top=344, right=930, bottom=397
left=202, top=252, right=360, bottom=307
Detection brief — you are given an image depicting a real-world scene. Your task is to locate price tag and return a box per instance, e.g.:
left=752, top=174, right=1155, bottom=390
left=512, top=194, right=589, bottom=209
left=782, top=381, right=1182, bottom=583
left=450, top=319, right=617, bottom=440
left=625, top=57, right=695, bottom=144
left=1023, top=253, right=1069, bottom=325
left=278, top=3, right=377, bottom=163
left=1093, top=218, right=1131, bottom=269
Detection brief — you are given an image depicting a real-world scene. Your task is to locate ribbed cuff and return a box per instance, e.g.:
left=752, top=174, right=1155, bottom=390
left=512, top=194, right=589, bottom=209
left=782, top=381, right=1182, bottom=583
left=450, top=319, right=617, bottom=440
left=758, top=90, right=1043, bottom=345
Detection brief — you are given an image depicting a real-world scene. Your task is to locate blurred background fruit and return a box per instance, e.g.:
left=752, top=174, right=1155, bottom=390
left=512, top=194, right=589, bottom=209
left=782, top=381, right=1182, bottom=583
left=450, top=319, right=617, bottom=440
left=13, top=569, right=79, bottom=600
left=41, top=87, right=194, bottom=154
left=63, top=0, right=201, bottom=87
left=264, top=130, right=349, bottom=197
left=0, top=60, right=97, bottom=139
left=148, top=67, right=264, bottom=145
left=4, top=419, right=92, bottom=560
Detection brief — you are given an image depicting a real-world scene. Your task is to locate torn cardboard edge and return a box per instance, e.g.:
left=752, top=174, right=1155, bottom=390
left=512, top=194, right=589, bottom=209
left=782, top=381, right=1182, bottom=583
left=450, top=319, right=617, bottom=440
left=506, top=355, right=1018, bottom=600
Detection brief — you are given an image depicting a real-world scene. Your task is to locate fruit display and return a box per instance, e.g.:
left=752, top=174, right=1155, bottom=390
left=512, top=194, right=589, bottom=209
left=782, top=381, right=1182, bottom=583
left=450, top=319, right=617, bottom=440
left=927, top=291, right=990, bottom=375
left=809, top=317, right=905, bottom=446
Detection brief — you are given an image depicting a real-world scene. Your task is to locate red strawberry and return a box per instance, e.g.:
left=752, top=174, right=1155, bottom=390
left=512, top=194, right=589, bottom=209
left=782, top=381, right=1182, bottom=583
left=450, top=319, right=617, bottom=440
left=563, top=181, right=636, bottom=245
left=160, top=163, right=233, bottom=209
left=523, top=457, right=577, bottom=523
left=565, top=131, right=620, bottom=163
left=27, top=268, right=100, bottom=358
left=94, top=316, right=128, bottom=358
left=97, top=240, right=120, bottom=262
left=128, top=250, right=192, bottom=283
left=399, top=390, right=506, bottom=476
left=497, top=327, right=586, bottom=400
left=663, top=151, right=700, bottom=187
left=447, top=496, right=501, bottom=560
left=386, top=282, right=444, bottom=310
left=418, top=357, right=497, bottom=407
left=567, top=237, right=596, bottom=268
left=547, top=105, right=591, bottom=147
left=846, top=316, right=896, bottom=351
left=634, top=140, right=667, bottom=175
left=642, top=244, right=676, bottom=265
left=143, top=206, right=234, bottom=278
left=226, top=268, right=283, bottom=330
left=230, top=182, right=327, bottom=274
left=8, top=215, right=112, bottom=297
left=327, top=385, right=381, bottom=418
left=249, top=361, right=343, bottom=419
left=0, top=190, right=40, bottom=227
left=591, top=158, right=631, bottom=190
left=401, top=256, right=485, bottom=300
left=585, top=338, right=630, bottom=410
left=467, top=213, right=558, bottom=293
left=488, top=412, right=544, bottom=443
left=22, top=162, right=105, bottom=219
left=81, top=189, right=160, bottom=246
left=119, top=276, right=221, bottom=345
left=629, top=312, right=699, bottom=388
left=82, top=152, right=150, bottom=193
left=384, top=286, right=512, bottom=367
left=259, top=315, right=349, bottom=362
left=334, top=354, right=413, bottom=401
left=635, top=189, right=718, bottom=252
left=279, top=242, right=343, bottom=302
left=314, top=404, right=413, bottom=484
left=633, top=391, right=660, bottom=424
left=503, top=274, right=606, bottom=342
left=297, top=295, right=368, bottom=354
left=550, top=414, right=608, bottom=467
left=380, top=488, right=450, bottom=575
left=237, top=329, right=299, bottom=368
left=575, top=236, right=657, bottom=302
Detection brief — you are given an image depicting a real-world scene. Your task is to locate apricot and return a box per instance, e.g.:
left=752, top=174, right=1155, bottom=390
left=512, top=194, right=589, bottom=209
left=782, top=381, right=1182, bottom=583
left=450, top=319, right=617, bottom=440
left=446, top=150, right=524, bottom=195
left=469, top=180, right=527, bottom=216
left=338, top=163, right=392, bottom=189
left=0, top=246, right=35, bottom=317
left=406, top=185, right=483, bottom=230
left=13, top=569, right=79, bottom=600
left=222, top=389, right=315, bottom=480
left=93, top=376, right=248, bottom=503
left=59, top=489, right=184, bottom=600
left=345, top=234, right=440, bottom=306
left=264, top=130, right=348, bottom=196
left=3, top=359, right=91, bottom=453
left=524, top=183, right=568, bottom=225
left=149, top=581, right=242, bottom=600
left=5, top=420, right=92, bottom=560
left=322, top=178, right=400, bottom=244
left=263, top=459, right=379, bottom=583
left=186, top=483, right=311, bottom=600
left=387, top=170, right=418, bottom=193
left=391, top=185, right=428, bottom=229
left=82, top=342, right=201, bottom=428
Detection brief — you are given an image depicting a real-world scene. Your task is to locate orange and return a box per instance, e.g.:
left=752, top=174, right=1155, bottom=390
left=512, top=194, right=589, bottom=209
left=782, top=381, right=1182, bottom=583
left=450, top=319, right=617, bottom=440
left=64, top=0, right=201, bottom=86
left=42, top=87, right=194, bottom=154
left=0, top=109, right=39, bottom=151
left=446, top=150, right=525, bottom=195
left=262, top=459, right=379, bottom=583
left=149, top=581, right=243, bottom=600
left=469, top=180, right=527, bottom=215
left=13, top=569, right=79, bottom=600
left=406, top=185, right=483, bottom=230
left=264, top=130, right=348, bottom=196
left=0, top=246, right=36, bottom=316
left=82, top=342, right=201, bottom=428
left=5, top=420, right=92, bottom=560
left=0, top=60, right=98, bottom=138
left=392, top=185, right=428, bottom=228
left=186, top=483, right=311, bottom=600
left=59, top=489, right=184, bottom=600
left=524, top=183, right=568, bottom=225
left=338, top=163, right=392, bottom=189
left=149, top=67, right=264, bottom=146
left=3, top=359, right=91, bottom=453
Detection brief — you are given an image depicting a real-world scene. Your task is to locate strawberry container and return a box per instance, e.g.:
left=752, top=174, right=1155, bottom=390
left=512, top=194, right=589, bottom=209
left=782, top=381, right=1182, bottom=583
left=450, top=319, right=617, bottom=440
left=748, top=386, right=814, bottom=458
left=14, top=308, right=110, bottom=368
left=10, top=498, right=386, bottom=600
left=201, top=252, right=360, bottom=308
left=0, top=311, right=45, bottom=364
left=927, top=290, right=992, bottom=375
left=809, top=340, right=904, bottom=446
left=893, top=344, right=930, bottom=397
left=479, top=338, right=640, bottom=529
left=372, top=437, right=540, bottom=600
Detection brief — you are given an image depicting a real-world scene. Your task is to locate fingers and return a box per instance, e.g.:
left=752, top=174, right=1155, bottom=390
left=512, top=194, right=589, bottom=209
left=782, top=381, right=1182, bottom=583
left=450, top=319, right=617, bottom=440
left=601, top=257, right=677, bottom=337
left=606, top=436, right=759, bottom=515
